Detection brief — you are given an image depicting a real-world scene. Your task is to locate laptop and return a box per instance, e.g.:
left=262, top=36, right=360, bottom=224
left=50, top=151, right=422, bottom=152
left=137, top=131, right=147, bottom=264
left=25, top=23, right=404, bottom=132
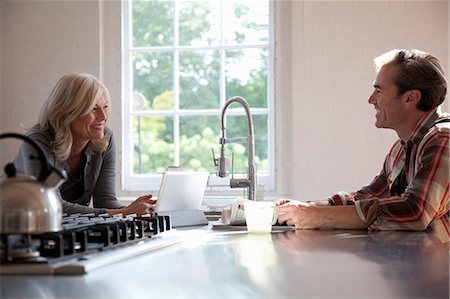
left=154, top=171, right=209, bottom=227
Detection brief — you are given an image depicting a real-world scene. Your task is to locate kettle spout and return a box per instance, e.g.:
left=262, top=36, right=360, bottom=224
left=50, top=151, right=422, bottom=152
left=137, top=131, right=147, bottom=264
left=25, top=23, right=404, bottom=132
left=44, top=168, right=67, bottom=189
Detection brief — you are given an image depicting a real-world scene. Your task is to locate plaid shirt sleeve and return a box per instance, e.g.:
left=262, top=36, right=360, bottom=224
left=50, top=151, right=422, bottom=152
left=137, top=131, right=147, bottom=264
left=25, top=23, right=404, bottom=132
left=328, top=140, right=399, bottom=207
left=328, top=119, right=449, bottom=239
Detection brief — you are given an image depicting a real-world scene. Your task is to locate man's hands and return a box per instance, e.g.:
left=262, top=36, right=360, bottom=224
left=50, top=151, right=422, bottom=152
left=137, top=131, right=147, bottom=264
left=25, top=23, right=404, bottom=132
left=275, top=199, right=366, bottom=230
left=275, top=199, right=321, bottom=229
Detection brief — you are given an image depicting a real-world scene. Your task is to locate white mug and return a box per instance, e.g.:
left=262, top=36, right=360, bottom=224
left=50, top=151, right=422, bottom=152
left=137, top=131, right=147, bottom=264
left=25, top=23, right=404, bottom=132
left=244, top=201, right=278, bottom=234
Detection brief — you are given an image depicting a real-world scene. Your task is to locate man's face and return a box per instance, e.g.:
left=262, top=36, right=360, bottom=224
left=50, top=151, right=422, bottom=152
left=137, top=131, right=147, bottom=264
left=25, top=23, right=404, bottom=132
left=368, top=65, right=408, bottom=130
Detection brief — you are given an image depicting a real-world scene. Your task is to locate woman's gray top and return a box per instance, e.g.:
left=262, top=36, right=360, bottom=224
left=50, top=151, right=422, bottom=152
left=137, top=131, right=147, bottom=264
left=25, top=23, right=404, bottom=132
left=14, top=125, right=123, bottom=215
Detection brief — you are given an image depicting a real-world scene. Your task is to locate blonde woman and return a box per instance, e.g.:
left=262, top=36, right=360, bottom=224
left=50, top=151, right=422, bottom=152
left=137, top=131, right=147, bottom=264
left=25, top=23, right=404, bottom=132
left=15, top=73, right=155, bottom=216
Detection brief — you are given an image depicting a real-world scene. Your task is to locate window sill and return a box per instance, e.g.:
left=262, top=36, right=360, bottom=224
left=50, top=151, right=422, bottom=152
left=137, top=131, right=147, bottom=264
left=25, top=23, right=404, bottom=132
left=118, top=194, right=280, bottom=213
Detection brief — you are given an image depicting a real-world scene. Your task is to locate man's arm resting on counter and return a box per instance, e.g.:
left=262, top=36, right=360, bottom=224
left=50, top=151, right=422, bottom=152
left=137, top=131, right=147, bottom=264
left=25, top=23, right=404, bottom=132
left=278, top=204, right=367, bottom=230
left=313, top=205, right=367, bottom=229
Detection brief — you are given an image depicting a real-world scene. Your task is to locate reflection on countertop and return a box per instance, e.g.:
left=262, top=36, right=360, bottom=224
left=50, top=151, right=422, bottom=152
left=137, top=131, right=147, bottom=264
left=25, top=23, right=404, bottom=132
left=1, top=228, right=448, bottom=299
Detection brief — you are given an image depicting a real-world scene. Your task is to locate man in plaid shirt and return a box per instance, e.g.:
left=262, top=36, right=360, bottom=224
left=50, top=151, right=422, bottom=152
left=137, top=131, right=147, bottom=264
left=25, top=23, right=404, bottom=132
left=276, top=49, right=449, bottom=242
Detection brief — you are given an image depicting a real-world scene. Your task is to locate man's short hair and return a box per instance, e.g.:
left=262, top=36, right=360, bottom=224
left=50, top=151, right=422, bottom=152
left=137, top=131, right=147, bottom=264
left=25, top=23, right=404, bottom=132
left=373, top=49, right=447, bottom=111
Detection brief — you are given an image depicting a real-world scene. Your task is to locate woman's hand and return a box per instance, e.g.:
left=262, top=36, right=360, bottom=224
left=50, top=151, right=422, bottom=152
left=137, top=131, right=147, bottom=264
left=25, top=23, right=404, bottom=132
left=124, top=194, right=156, bottom=216
left=108, top=194, right=156, bottom=216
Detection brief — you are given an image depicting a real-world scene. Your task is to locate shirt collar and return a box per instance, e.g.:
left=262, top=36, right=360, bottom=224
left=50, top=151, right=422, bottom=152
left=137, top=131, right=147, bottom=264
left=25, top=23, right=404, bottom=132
left=406, top=106, right=442, bottom=145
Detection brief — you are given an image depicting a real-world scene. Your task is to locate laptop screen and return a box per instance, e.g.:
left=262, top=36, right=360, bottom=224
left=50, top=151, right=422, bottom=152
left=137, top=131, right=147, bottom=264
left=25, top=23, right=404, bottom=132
left=154, top=171, right=209, bottom=212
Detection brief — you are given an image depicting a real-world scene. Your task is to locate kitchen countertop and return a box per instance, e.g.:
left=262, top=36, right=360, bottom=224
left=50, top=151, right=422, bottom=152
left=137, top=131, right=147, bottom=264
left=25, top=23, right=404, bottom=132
left=1, top=226, right=448, bottom=299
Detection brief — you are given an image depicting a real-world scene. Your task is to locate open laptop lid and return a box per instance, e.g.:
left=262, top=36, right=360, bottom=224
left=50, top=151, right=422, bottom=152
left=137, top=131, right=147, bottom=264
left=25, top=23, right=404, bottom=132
left=154, top=171, right=209, bottom=212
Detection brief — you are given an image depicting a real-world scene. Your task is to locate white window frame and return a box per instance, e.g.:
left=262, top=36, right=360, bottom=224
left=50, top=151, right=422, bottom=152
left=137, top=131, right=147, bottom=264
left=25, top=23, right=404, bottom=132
left=121, top=0, right=275, bottom=194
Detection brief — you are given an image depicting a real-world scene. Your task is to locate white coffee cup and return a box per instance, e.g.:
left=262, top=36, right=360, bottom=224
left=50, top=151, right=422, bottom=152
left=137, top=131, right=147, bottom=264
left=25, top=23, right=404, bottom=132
left=244, top=201, right=278, bottom=234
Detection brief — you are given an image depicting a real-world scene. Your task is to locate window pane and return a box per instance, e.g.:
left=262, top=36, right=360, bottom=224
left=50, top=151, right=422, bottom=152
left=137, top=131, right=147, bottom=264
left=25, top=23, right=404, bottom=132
left=133, top=116, right=174, bottom=174
left=124, top=0, right=272, bottom=190
left=179, top=50, right=220, bottom=109
left=133, top=52, right=174, bottom=110
left=132, top=0, right=173, bottom=47
left=253, top=114, right=269, bottom=174
left=225, top=48, right=268, bottom=107
left=223, top=1, right=269, bottom=45
left=179, top=115, right=220, bottom=172
left=179, top=1, right=220, bottom=46
left=223, top=113, right=268, bottom=174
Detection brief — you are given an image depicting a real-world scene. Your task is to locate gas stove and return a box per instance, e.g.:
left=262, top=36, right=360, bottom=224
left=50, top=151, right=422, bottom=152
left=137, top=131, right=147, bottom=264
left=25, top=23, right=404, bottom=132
left=0, top=213, right=181, bottom=275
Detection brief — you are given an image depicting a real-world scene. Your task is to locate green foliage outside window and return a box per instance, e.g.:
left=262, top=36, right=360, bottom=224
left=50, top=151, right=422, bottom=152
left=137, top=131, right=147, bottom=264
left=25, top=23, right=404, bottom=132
left=131, top=0, right=270, bottom=175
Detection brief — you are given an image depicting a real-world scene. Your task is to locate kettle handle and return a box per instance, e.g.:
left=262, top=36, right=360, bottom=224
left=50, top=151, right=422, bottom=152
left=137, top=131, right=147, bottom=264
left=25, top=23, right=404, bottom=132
left=0, top=133, right=51, bottom=181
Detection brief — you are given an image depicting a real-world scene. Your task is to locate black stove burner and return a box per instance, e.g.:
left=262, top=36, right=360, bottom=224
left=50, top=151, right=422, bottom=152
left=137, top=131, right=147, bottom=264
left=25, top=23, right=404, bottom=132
left=0, top=214, right=171, bottom=264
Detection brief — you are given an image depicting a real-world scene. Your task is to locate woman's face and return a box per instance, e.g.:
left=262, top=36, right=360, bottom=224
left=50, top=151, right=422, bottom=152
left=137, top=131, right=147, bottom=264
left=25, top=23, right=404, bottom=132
left=70, top=95, right=109, bottom=145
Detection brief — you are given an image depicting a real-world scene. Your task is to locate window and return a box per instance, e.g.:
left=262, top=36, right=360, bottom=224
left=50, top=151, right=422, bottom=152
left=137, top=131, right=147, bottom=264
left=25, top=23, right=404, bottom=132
left=122, top=0, right=274, bottom=192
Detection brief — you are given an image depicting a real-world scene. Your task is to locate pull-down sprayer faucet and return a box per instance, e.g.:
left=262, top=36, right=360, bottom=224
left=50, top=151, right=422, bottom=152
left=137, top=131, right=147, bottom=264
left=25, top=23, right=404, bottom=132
left=212, top=96, right=257, bottom=201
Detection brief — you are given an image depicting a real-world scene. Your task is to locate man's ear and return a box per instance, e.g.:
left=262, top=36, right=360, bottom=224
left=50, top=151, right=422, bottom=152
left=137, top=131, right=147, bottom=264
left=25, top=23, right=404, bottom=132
left=405, top=89, right=421, bottom=104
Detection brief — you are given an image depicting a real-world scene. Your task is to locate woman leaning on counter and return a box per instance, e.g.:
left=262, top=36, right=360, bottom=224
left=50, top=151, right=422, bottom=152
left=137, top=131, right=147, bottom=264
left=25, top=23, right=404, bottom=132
left=14, top=73, right=155, bottom=216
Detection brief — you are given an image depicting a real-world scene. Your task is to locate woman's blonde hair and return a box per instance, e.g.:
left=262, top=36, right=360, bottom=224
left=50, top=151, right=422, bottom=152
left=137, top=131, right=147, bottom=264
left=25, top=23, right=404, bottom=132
left=39, top=73, right=110, bottom=160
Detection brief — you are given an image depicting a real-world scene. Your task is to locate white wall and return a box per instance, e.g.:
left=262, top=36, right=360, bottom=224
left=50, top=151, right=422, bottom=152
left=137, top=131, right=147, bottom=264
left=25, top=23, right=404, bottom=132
left=283, top=0, right=449, bottom=200
left=1, top=0, right=449, bottom=201
left=1, top=0, right=102, bottom=167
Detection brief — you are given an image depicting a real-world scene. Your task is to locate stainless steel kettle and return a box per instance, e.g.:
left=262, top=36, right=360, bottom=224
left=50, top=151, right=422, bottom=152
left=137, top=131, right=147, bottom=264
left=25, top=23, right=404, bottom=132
left=0, top=133, right=67, bottom=234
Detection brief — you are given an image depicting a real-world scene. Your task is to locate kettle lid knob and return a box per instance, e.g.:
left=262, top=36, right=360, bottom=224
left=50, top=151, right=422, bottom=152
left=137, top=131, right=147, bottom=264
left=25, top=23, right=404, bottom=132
left=4, top=163, right=16, bottom=178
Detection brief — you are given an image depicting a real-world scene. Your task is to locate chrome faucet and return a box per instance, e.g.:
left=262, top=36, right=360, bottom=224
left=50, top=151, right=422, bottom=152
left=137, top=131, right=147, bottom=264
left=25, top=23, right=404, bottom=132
left=212, top=96, right=257, bottom=201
